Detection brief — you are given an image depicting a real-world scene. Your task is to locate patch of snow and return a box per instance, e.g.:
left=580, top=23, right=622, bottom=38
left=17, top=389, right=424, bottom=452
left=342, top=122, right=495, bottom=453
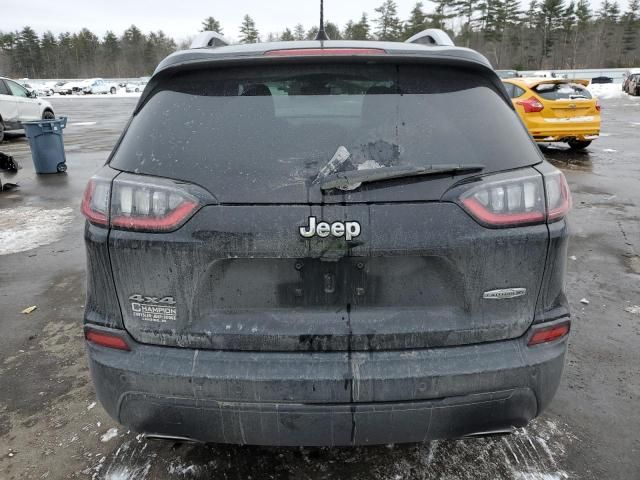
left=100, top=428, right=119, bottom=442
left=569, top=255, right=577, bottom=261
left=587, top=83, right=626, bottom=99
left=357, top=160, right=383, bottom=170
left=87, top=402, right=96, bottom=410
left=512, top=471, right=569, bottom=480
left=168, top=463, right=199, bottom=475
left=69, top=121, right=97, bottom=126
left=580, top=298, right=589, bottom=305
left=0, top=207, right=74, bottom=255
left=624, top=305, right=640, bottom=315
left=602, top=148, right=617, bottom=153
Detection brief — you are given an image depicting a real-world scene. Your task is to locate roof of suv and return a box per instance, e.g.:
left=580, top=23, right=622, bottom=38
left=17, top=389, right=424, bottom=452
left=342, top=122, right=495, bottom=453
left=154, top=40, right=493, bottom=75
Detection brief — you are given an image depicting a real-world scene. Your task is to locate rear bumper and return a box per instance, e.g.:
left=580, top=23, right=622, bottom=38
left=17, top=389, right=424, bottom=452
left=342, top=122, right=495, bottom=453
left=86, top=320, right=568, bottom=446
left=527, top=120, right=600, bottom=142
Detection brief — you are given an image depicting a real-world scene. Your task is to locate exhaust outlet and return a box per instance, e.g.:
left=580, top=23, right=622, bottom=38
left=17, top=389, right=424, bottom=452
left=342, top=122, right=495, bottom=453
left=463, top=427, right=515, bottom=439
left=143, top=433, right=203, bottom=444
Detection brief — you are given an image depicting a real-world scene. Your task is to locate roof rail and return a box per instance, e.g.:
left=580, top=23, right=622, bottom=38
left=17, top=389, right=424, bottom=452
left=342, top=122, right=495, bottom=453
left=190, top=31, right=230, bottom=49
left=405, top=29, right=455, bottom=47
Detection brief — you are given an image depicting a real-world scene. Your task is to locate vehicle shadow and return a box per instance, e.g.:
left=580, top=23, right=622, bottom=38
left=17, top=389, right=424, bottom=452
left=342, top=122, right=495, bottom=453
left=539, top=144, right=593, bottom=173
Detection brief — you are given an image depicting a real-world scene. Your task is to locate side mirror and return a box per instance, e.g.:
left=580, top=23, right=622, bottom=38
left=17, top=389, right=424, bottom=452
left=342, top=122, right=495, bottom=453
left=28, top=90, right=38, bottom=98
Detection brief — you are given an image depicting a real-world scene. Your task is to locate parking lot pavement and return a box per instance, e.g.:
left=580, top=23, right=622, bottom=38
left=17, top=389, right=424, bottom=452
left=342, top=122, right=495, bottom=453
left=0, top=96, right=638, bottom=480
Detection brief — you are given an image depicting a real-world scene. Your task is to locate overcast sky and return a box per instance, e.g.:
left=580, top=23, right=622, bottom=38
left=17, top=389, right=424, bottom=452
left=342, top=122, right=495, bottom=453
left=2, top=0, right=629, bottom=43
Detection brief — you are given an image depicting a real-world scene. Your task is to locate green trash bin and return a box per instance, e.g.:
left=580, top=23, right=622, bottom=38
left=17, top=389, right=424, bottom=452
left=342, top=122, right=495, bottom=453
left=23, top=117, right=68, bottom=174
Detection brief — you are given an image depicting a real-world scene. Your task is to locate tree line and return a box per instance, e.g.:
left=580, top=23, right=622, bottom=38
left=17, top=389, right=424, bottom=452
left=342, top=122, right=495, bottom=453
left=1, top=0, right=639, bottom=79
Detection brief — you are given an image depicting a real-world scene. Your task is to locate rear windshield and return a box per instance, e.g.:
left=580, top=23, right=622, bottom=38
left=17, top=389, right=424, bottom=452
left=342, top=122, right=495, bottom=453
left=110, top=63, right=541, bottom=203
left=534, top=82, right=592, bottom=100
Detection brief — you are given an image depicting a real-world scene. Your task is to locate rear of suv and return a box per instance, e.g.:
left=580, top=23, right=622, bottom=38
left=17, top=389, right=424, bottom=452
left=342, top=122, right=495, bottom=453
left=82, top=31, right=571, bottom=446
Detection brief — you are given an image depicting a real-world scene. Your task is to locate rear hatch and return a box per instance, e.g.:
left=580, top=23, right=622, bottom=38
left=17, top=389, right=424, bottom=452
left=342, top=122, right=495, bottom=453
left=532, top=79, right=597, bottom=120
left=108, top=60, right=549, bottom=351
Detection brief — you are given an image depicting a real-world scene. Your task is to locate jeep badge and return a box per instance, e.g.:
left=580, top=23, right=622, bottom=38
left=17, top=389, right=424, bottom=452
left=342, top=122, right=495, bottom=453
left=299, top=216, right=361, bottom=240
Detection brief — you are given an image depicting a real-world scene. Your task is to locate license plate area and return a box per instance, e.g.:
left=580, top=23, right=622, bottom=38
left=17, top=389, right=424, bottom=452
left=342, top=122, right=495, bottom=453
left=282, top=258, right=369, bottom=307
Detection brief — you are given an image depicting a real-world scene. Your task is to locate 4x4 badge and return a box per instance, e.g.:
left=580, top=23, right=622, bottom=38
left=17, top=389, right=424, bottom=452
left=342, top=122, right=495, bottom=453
left=299, top=216, right=361, bottom=240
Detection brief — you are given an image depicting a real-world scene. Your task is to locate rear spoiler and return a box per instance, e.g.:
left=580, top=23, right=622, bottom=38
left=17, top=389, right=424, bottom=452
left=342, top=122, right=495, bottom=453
left=525, top=78, right=591, bottom=87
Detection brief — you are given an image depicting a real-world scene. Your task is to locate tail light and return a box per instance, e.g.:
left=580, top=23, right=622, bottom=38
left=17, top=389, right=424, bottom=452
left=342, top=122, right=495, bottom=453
left=528, top=320, right=570, bottom=346
left=85, top=327, right=130, bottom=351
left=81, top=178, right=110, bottom=226
left=595, top=99, right=601, bottom=111
left=81, top=173, right=206, bottom=232
left=544, top=170, right=572, bottom=222
left=457, top=168, right=571, bottom=228
left=516, top=96, right=544, bottom=113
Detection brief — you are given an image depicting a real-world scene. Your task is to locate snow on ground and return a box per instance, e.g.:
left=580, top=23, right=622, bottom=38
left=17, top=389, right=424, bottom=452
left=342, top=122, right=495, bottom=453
left=587, top=83, right=628, bottom=100
left=0, top=206, right=74, bottom=255
left=50, top=91, right=141, bottom=99
left=100, top=428, right=119, bottom=442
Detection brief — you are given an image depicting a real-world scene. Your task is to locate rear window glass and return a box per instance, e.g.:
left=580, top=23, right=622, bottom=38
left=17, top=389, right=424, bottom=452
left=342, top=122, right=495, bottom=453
left=534, top=83, right=592, bottom=100
left=111, top=63, right=541, bottom=203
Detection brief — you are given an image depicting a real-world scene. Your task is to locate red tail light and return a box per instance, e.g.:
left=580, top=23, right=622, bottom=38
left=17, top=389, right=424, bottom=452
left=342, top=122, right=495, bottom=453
left=544, top=170, right=572, bottom=222
left=81, top=174, right=204, bottom=232
left=459, top=168, right=571, bottom=228
left=516, top=96, right=544, bottom=113
left=81, top=178, right=110, bottom=226
left=528, top=321, right=570, bottom=346
left=595, top=99, right=601, bottom=111
left=109, top=177, right=199, bottom=232
left=265, top=48, right=386, bottom=57
left=85, top=328, right=130, bottom=351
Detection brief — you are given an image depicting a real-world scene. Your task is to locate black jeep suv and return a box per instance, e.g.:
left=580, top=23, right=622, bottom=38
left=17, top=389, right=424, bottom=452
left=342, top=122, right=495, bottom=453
left=81, top=34, right=571, bottom=446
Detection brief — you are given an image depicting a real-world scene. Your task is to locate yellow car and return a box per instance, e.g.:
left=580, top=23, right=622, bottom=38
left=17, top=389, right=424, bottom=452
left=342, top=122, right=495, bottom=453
left=503, top=78, right=601, bottom=150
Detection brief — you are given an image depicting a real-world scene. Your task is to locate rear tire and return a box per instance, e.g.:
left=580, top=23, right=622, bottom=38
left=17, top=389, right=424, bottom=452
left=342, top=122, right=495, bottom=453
left=110, top=87, right=116, bottom=94
left=42, top=110, right=55, bottom=120
left=56, top=162, right=67, bottom=173
left=567, top=140, right=592, bottom=151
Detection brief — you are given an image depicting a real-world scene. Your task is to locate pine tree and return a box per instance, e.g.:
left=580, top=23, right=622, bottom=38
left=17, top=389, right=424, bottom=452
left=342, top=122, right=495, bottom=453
left=344, top=14, right=371, bottom=40
left=622, top=0, right=640, bottom=60
left=280, top=28, right=295, bottom=41
left=40, top=31, right=58, bottom=77
left=428, top=0, right=455, bottom=30
left=101, top=31, right=120, bottom=77
left=201, top=17, right=223, bottom=34
left=14, top=27, right=41, bottom=78
left=539, top=0, right=566, bottom=64
left=239, top=15, right=260, bottom=43
left=453, top=0, right=482, bottom=46
left=293, top=24, right=306, bottom=40
left=306, top=21, right=342, bottom=40
left=374, top=1, right=403, bottom=41
left=404, top=3, right=428, bottom=39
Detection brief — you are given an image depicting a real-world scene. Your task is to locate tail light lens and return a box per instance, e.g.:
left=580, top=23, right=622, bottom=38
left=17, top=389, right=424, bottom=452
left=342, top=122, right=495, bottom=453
left=595, top=99, right=601, bottom=111
left=458, top=168, right=571, bottom=228
left=528, top=320, right=570, bottom=346
left=81, top=178, right=111, bottom=226
left=516, top=96, right=544, bottom=113
left=110, top=177, right=199, bottom=232
left=544, top=170, right=572, bottom=222
left=81, top=173, right=206, bottom=232
left=85, top=327, right=131, bottom=351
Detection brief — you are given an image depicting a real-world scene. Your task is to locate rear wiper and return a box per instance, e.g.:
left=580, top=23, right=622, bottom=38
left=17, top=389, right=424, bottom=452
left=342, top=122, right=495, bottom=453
left=319, top=164, right=485, bottom=191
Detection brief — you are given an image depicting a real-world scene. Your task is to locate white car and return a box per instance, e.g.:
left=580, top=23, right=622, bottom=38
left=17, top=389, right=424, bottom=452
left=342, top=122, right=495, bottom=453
left=21, top=82, right=53, bottom=97
left=125, top=82, right=146, bottom=93
left=0, top=77, right=55, bottom=141
left=53, top=81, right=73, bottom=95
left=83, top=78, right=117, bottom=95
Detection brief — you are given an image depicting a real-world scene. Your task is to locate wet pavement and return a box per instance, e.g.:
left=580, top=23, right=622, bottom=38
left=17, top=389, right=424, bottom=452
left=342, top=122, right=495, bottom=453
left=0, top=95, right=638, bottom=479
